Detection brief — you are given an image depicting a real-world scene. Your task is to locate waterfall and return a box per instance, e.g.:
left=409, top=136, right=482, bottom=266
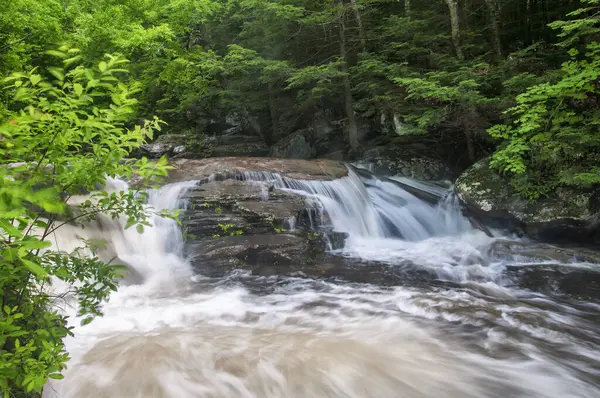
left=45, top=178, right=198, bottom=294
left=42, top=169, right=600, bottom=398
left=237, top=167, right=473, bottom=241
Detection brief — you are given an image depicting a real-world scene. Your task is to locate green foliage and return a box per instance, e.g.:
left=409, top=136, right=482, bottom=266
left=1, top=0, right=600, bottom=392
left=489, top=3, right=600, bottom=199
left=0, top=50, right=171, bottom=396
left=212, top=223, right=244, bottom=238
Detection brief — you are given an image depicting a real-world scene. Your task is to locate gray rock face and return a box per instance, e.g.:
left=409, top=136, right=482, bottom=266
left=138, top=134, right=210, bottom=159
left=137, top=133, right=269, bottom=159
left=171, top=157, right=349, bottom=274
left=270, top=130, right=316, bottom=159
left=361, top=145, right=451, bottom=181
left=456, top=158, right=600, bottom=243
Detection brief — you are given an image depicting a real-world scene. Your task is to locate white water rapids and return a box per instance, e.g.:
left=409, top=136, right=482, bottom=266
left=43, top=170, right=600, bottom=398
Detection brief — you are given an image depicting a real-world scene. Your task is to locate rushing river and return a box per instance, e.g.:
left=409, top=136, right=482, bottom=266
left=43, top=169, right=600, bottom=398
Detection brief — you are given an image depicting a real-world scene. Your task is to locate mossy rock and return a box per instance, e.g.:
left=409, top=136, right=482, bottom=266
left=456, top=158, right=600, bottom=243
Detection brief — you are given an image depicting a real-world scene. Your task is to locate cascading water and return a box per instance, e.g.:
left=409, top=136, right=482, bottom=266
left=43, top=170, right=600, bottom=398
left=237, top=167, right=496, bottom=281
left=239, top=167, right=472, bottom=240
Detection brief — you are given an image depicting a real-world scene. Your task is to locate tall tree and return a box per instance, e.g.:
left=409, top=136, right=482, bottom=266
left=445, top=0, right=464, bottom=59
left=339, top=5, right=361, bottom=150
left=484, top=0, right=502, bottom=58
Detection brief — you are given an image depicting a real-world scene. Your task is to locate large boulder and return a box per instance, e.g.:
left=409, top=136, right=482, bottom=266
left=360, top=145, right=451, bottom=181
left=270, top=130, right=316, bottom=159
left=167, top=157, right=350, bottom=274
left=137, top=134, right=189, bottom=158
left=456, top=158, right=600, bottom=243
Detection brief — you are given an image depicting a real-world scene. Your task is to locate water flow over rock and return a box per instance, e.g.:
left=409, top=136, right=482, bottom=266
left=42, top=168, right=600, bottom=398
left=46, top=178, right=197, bottom=292
left=236, top=167, right=472, bottom=241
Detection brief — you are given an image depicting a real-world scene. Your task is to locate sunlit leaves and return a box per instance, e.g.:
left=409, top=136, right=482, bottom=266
left=488, top=2, right=600, bottom=199
left=0, top=50, right=170, bottom=396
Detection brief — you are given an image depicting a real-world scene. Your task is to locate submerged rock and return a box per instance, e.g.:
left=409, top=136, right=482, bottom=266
left=456, top=159, right=600, bottom=243
left=488, top=239, right=600, bottom=264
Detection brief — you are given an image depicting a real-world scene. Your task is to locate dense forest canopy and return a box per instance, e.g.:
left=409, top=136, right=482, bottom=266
left=2, top=0, right=600, bottom=195
left=1, top=0, right=600, bottom=395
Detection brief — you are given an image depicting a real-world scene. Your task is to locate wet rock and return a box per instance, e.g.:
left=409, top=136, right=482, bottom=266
left=187, top=234, right=331, bottom=275
left=505, top=264, right=600, bottom=301
left=170, top=157, right=351, bottom=274
left=223, top=112, right=246, bottom=135
left=487, top=239, right=600, bottom=264
left=456, top=159, right=600, bottom=243
left=181, top=179, right=317, bottom=239
left=167, top=157, right=348, bottom=183
left=270, top=130, right=316, bottom=159
left=360, top=145, right=451, bottom=181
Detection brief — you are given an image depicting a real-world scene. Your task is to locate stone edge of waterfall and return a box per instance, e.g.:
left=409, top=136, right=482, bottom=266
left=166, top=157, right=348, bottom=184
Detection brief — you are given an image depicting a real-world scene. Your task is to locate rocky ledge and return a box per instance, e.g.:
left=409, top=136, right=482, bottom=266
left=170, top=157, right=348, bottom=275
left=456, top=158, right=600, bottom=243
left=168, top=157, right=348, bottom=183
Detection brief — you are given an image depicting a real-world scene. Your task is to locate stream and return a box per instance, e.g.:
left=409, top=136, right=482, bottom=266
left=43, top=169, right=600, bottom=398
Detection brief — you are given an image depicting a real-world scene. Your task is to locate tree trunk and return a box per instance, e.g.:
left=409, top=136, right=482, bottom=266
left=339, top=17, right=360, bottom=151
left=349, top=0, right=367, bottom=53
left=405, top=0, right=411, bottom=16
left=484, top=0, right=502, bottom=58
left=465, top=130, right=475, bottom=161
left=268, top=84, right=280, bottom=143
left=526, top=0, right=532, bottom=44
left=445, top=0, right=464, bottom=60
left=463, top=108, right=478, bottom=161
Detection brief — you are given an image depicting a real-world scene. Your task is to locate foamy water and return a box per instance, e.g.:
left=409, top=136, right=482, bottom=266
left=43, top=172, right=600, bottom=398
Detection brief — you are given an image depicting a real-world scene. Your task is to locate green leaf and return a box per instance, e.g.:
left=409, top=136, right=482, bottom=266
left=29, top=74, right=41, bottom=86
left=73, top=83, right=84, bottom=96
left=45, top=50, right=68, bottom=58
left=0, top=219, right=23, bottom=238
left=136, top=224, right=144, bottom=234
left=19, top=239, right=52, bottom=251
left=99, top=61, right=108, bottom=73
left=19, top=258, right=48, bottom=276
left=49, top=67, right=65, bottom=82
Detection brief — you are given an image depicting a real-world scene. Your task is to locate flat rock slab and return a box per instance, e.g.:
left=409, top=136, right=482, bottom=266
left=168, top=157, right=348, bottom=183
left=186, top=233, right=318, bottom=272
left=185, top=180, right=269, bottom=202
